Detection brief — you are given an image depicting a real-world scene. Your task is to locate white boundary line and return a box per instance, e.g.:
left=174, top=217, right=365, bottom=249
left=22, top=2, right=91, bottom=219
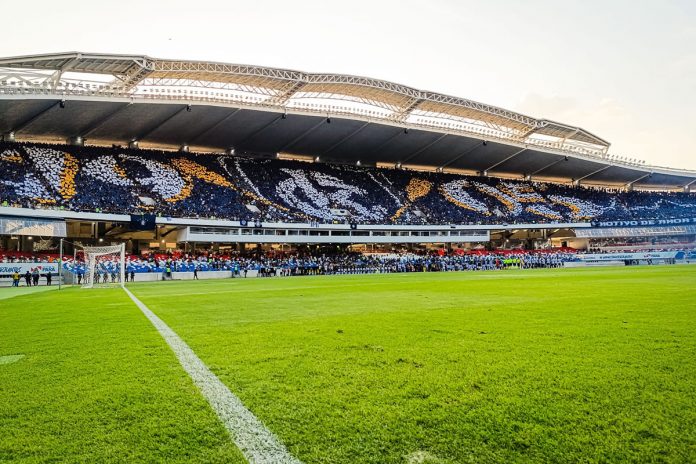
left=123, top=287, right=302, bottom=464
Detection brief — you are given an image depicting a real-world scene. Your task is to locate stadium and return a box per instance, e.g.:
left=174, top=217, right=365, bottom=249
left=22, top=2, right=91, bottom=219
left=1, top=51, right=695, bottom=463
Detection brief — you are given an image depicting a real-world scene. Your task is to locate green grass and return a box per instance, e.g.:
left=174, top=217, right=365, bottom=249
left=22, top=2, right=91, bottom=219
left=0, top=287, right=245, bottom=463
left=0, top=285, right=56, bottom=301
left=2, top=266, right=696, bottom=463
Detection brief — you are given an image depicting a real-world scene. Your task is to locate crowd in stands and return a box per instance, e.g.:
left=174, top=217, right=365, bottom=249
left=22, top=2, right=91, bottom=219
left=2, top=141, right=695, bottom=225
left=61, top=249, right=577, bottom=278
left=587, top=235, right=696, bottom=253
left=5, top=245, right=696, bottom=286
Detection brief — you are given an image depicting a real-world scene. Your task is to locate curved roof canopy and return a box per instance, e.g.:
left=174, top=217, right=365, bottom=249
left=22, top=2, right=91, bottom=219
left=0, top=52, right=610, bottom=147
left=0, top=52, right=694, bottom=190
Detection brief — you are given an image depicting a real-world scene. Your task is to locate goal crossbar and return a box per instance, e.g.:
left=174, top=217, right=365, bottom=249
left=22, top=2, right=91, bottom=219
left=82, top=244, right=125, bottom=289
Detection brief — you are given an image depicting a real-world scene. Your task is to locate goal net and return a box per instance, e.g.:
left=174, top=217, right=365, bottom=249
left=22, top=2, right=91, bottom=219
left=82, top=244, right=125, bottom=289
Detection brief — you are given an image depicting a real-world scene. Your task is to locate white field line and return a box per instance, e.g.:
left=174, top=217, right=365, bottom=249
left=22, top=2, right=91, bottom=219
left=123, top=287, right=301, bottom=464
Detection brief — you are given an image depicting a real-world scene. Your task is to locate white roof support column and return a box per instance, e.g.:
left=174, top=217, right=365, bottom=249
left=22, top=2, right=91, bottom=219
left=321, top=121, right=371, bottom=157
left=574, top=165, right=612, bottom=184
left=189, top=108, right=242, bottom=146
left=627, top=172, right=653, bottom=185
left=440, top=141, right=486, bottom=169
left=132, top=105, right=190, bottom=142
left=278, top=119, right=327, bottom=152
left=401, top=133, right=448, bottom=164
left=484, top=148, right=527, bottom=173
left=12, top=100, right=62, bottom=134
left=79, top=102, right=133, bottom=138
left=530, top=156, right=568, bottom=177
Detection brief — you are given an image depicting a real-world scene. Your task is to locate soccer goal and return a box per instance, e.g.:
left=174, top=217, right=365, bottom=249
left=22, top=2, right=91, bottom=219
left=82, top=244, right=126, bottom=288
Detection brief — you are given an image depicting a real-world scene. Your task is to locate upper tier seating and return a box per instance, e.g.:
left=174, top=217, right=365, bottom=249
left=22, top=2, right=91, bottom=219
left=1, top=142, right=695, bottom=225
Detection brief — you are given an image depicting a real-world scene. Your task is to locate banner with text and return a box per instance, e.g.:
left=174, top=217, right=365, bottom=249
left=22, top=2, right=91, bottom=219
left=578, top=252, right=683, bottom=261
left=591, top=218, right=696, bottom=228
left=0, top=262, right=60, bottom=275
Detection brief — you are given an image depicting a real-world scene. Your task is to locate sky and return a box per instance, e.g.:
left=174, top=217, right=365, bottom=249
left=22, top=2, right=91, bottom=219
left=1, top=0, right=695, bottom=169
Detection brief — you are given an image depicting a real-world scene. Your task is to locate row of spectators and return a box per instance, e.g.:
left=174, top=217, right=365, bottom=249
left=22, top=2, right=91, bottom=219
left=61, top=249, right=577, bottom=276
left=587, top=235, right=696, bottom=252
left=1, top=141, right=695, bottom=225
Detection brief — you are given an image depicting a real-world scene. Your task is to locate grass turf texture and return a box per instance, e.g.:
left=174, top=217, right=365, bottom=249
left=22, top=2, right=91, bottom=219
left=0, top=287, right=245, bottom=463
left=2, top=266, right=695, bottom=463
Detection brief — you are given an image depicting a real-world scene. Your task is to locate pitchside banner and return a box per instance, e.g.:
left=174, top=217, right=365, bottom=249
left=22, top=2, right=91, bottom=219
left=578, top=252, right=682, bottom=261
left=591, top=218, right=696, bottom=228
left=0, top=262, right=60, bottom=275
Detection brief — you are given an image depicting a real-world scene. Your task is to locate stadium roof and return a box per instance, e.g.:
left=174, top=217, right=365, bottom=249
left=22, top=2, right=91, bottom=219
left=0, top=51, right=695, bottom=190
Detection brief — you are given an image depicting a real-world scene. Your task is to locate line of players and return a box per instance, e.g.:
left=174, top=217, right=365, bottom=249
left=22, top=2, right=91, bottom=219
left=10, top=270, right=52, bottom=287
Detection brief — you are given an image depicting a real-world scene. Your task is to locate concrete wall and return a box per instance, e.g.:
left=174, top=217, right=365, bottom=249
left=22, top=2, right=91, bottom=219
left=564, top=261, right=625, bottom=268
left=171, top=271, right=233, bottom=280
left=0, top=277, right=63, bottom=287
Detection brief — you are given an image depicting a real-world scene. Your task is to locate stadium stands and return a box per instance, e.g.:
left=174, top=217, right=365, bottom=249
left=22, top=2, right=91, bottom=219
left=2, top=141, right=695, bottom=225
left=56, top=249, right=575, bottom=277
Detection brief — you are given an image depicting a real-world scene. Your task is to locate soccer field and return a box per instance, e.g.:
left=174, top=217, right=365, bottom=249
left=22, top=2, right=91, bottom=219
left=1, top=266, right=695, bottom=463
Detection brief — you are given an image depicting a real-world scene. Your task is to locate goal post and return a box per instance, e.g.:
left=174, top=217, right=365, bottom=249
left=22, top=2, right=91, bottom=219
left=82, top=243, right=126, bottom=289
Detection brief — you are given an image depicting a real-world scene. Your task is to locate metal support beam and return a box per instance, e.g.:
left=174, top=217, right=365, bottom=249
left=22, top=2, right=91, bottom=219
left=627, top=172, right=652, bottom=186
left=277, top=119, right=326, bottom=152
left=393, top=97, right=423, bottom=122
left=365, top=128, right=404, bottom=159
left=12, top=100, right=61, bottom=133
left=401, top=133, right=448, bottom=164
left=530, top=156, right=568, bottom=176
left=78, top=102, right=132, bottom=138
left=189, top=108, right=241, bottom=145
left=235, top=115, right=283, bottom=149
left=439, top=141, right=485, bottom=169
left=267, top=81, right=306, bottom=106
left=161, top=227, right=179, bottom=239
left=133, top=105, right=189, bottom=142
left=103, top=224, right=122, bottom=236
left=321, top=121, right=370, bottom=156
left=48, top=56, right=82, bottom=90
left=684, top=179, right=696, bottom=193
left=107, top=61, right=153, bottom=92
left=575, top=165, right=612, bottom=183
left=559, top=128, right=580, bottom=146
left=484, top=148, right=527, bottom=173
left=520, top=125, right=542, bottom=139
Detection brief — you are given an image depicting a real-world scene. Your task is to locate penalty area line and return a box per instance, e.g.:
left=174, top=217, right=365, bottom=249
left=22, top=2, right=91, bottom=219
left=123, top=287, right=301, bottom=464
